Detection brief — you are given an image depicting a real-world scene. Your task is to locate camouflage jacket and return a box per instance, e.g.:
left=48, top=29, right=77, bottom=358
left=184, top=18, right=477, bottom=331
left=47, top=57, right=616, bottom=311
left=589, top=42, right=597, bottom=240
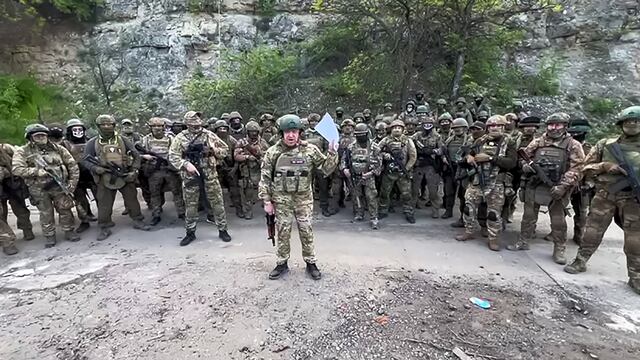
left=523, top=133, right=585, bottom=190
left=169, top=129, right=228, bottom=171
left=411, top=131, right=444, bottom=168
left=339, top=140, right=383, bottom=177
left=234, top=136, right=270, bottom=176
left=378, top=135, right=417, bottom=171
left=12, top=142, right=79, bottom=191
left=0, top=144, right=14, bottom=182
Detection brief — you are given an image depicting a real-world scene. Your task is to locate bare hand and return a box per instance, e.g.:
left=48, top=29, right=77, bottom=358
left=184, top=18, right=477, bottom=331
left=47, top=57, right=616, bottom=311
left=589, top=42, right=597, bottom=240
left=328, top=141, right=339, bottom=154
left=264, top=201, right=275, bottom=215
left=607, top=163, right=628, bottom=176
left=142, top=154, right=155, bottom=161
left=36, top=169, right=48, bottom=177
left=465, top=154, right=476, bottom=166
left=343, top=169, right=351, bottom=178
left=474, top=153, right=491, bottom=163
left=185, top=162, right=199, bottom=176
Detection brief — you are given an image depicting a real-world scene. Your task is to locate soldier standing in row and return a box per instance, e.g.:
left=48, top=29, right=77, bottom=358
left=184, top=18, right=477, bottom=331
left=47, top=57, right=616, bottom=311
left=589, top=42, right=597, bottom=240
left=433, top=99, right=448, bottom=120
left=329, top=119, right=356, bottom=214
left=234, top=121, right=270, bottom=220
left=411, top=116, right=445, bottom=218
left=381, top=103, right=396, bottom=125
left=169, top=111, right=232, bottom=246
left=228, top=111, right=246, bottom=141
left=138, top=117, right=185, bottom=225
left=0, top=143, right=34, bottom=242
left=438, top=113, right=453, bottom=139
left=455, top=116, right=517, bottom=250
left=13, top=124, right=80, bottom=247
left=63, top=119, right=96, bottom=233
left=442, top=118, right=471, bottom=221
left=304, top=114, right=331, bottom=216
left=378, top=120, right=417, bottom=223
left=259, top=115, right=338, bottom=280
left=83, top=115, right=150, bottom=241
left=212, top=119, right=242, bottom=219
left=510, top=113, right=584, bottom=264
left=0, top=161, right=19, bottom=255
left=341, top=123, right=382, bottom=229
left=564, top=106, right=640, bottom=294
left=260, top=113, right=278, bottom=145
left=453, top=97, right=474, bottom=124
left=567, top=118, right=593, bottom=244
left=471, top=94, right=491, bottom=120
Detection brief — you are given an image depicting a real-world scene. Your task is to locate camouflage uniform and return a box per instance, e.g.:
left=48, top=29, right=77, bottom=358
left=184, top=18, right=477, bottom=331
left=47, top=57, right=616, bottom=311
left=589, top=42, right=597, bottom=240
left=341, top=124, right=383, bottom=228
left=0, top=164, right=18, bottom=254
left=470, top=95, right=492, bottom=120
left=212, top=120, right=242, bottom=216
left=433, top=99, right=449, bottom=121
left=234, top=122, right=270, bottom=220
left=456, top=116, right=517, bottom=250
left=411, top=121, right=445, bottom=218
left=260, top=114, right=278, bottom=146
left=13, top=125, right=80, bottom=247
left=512, top=113, right=585, bottom=264
left=567, top=118, right=593, bottom=244
left=169, top=112, right=230, bottom=241
left=0, top=144, right=33, bottom=240
left=229, top=111, right=247, bottom=141
left=63, top=119, right=95, bottom=232
left=564, top=106, right=640, bottom=294
left=378, top=120, right=417, bottom=222
left=442, top=124, right=472, bottom=219
left=121, top=119, right=149, bottom=209
left=453, top=97, right=474, bottom=124
left=304, top=119, right=331, bottom=215
left=329, top=119, right=356, bottom=214
left=258, top=116, right=338, bottom=269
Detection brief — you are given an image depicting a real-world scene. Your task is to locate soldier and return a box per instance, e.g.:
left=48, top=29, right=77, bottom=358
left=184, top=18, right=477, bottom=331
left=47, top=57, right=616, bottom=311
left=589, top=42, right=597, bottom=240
left=341, top=123, right=382, bottom=229
left=438, top=113, right=453, bottom=139
left=455, top=115, right=517, bottom=250
left=83, top=115, right=150, bottom=241
left=398, top=100, right=418, bottom=123
left=228, top=111, right=246, bottom=141
left=211, top=119, right=242, bottom=218
left=234, top=121, right=270, bottom=220
left=512, top=100, right=529, bottom=121
left=476, top=110, right=490, bottom=123
left=518, top=116, right=541, bottom=149
left=305, top=113, right=331, bottom=216
left=471, top=94, right=491, bottom=120
left=363, top=109, right=374, bottom=125
left=260, top=113, right=278, bottom=145
left=259, top=115, right=338, bottom=280
left=469, top=121, right=486, bottom=140
left=381, top=103, right=396, bottom=125
left=508, top=113, right=585, bottom=265
left=0, top=143, right=34, bottom=241
left=501, top=112, right=523, bottom=224
left=138, top=117, right=186, bottom=225
left=119, top=118, right=149, bottom=211
left=567, top=117, right=594, bottom=244
left=171, top=119, right=186, bottom=135
left=121, top=119, right=142, bottom=143
left=411, top=116, right=445, bottom=218
left=329, top=118, right=356, bottom=214
left=0, top=164, right=19, bottom=255
left=63, top=119, right=96, bottom=233
left=504, top=113, right=522, bottom=145
left=13, top=124, right=80, bottom=247
left=169, top=111, right=232, bottom=246
left=47, top=123, right=65, bottom=145
left=405, top=117, right=418, bottom=137
left=433, top=99, right=448, bottom=120
left=373, top=122, right=387, bottom=145
left=453, top=97, right=474, bottom=124
left=414, top=89, right=430, bottom=110
left=563, top=106, right=640, bottom=294
left=164, top=119, right=174, bottom=136
left=442, top=118, right=471, bottom=220
left=220, top=112, right=231, bottom=123
left=353, top=112, right=365, bottom=124
left=335, top=107, right=345, bottom=124
left=378, top=120, right=417, bottom=223
left=300, top=118, right=310, bottom=134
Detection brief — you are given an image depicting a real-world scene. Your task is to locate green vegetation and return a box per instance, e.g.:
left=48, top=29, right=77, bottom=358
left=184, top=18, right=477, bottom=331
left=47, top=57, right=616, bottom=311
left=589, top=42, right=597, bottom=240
left=584, top=97, right=621, bottom=117
left=256, top=0, right=277, bottom=15
left=1, top=0, right=100, bottom=22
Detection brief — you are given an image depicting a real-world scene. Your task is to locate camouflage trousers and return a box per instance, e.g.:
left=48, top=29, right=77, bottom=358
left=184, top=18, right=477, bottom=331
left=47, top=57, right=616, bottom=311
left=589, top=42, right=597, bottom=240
left=273, top=191, right=316, bottom=265
left=0, top=202, right=16, bottom=248
left=329, top=171, right=346, bottom=211
left=519, top=186, right=568, bottom=246
left=30, top=188, right=75, bottom=237
left=0, top=197, right=32, bottom=231
left=73, top=184, right=92, bottom=223
left=149, top=169, right=185, bottom=218
left=312, top=170, right=330, bottom=211
left=218, top=166, right=241, bottom=210
left=96, top=182, right=144, bottom=229
left=575, top=190, right=640, bottom=282
left=239, top=173, right=260, bottom=217
left=412, top=166, right=442, bottom=208
left=463, top=183, right=505, bottom=241
left=351, top=176, right=378, bottom=220
left=182, top=167, right=227, bottom=232
left=571, top=187, right=594, bottom=244
left=379, top=172, right=413, bottom=216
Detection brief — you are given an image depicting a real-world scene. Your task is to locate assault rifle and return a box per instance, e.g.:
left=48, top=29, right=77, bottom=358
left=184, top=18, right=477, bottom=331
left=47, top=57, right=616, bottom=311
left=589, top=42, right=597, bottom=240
left=343, top=148, right=362, bottom=209
left=608, top=142, right=640, bottom=203
left=83, top=155, right=127, bottom=187
left=517, top=149, right=555, bottom=187
left=183, top=142, right=210, bottom=212
left=134, top=143, right=170, bottom=169
left=32, top=155, right=74, bottom=197
left=383, top=146, right=407, bottom=176
left=266, top=212, right=276, bottom=246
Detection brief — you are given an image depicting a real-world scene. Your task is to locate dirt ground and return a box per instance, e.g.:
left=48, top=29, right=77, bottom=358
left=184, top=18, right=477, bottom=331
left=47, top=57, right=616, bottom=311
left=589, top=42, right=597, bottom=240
left=1, top=198, right=639, bottom=360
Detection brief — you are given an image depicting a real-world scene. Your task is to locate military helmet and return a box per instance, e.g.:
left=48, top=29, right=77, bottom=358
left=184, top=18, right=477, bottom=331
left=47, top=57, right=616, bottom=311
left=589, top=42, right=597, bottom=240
left=308, top=113, right=321, bottom=122
left=148, top=117, right=165, bottom=126
left=47, top=122, right=64, bottom=131
left=545, top=112, right=571, bottom=124
left=363, top=108, right=372, bottom=116
left=354, top=123, right=369, bottom=135
left=486, top=115, right=508, bottom=126
left=96, top=114, right=116, bottom=126
left=390, top=119, right=405, bottom=129
left=229, top=111, right=242, bottom=120
left=184, top=111, right=203, bottom=126
left=470, top=121, right=486, bottom=131
left=519, top=116, right=542, bottom=127
left=353, top=112, right=365, bottom=121
left=455, top=97, right=466, bottom=105
left=513, top=100, right=524, bottom=107
left=25, top=123, right=50, bottom=139
left=436, top=98, right=447, bottom=106
left=340, top=118, right=356, bottom=128
left=66, top=118, right=85, bottom=129
left=568, top=118, right=591, bottom=134
left=211, top=120, right=228, bottom=131
left=246, top=120, right=261, bottom=132
left=220, top=112, right=230, bottom=120
left=617, top=106, right=640, bottom=124
left=279, top=114, right=303, bottom=131
left=505, top=113, right=518, bottom=122
left=207, top=117, right=218, bottom=126
left=336, top=106, right=345, bottom=113
left=438, top=113, right=453, bottom=122
left=259, top=113, right=274, bottom=124
left=375, top=122, right=387, bottom=131
left=384, top=102, right=393, bottom=109
left=121, top=118, right=133, bottom=125
left=477, top=110, right=489, bottom=119
left=451, top=118, right=469, bottom=128
left=416, top=105, right=429, bottom=114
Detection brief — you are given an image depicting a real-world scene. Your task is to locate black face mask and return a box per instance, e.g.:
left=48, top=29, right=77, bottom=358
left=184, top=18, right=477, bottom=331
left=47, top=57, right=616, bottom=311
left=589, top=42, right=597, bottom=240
left=416, top=95, right=424, bottom=102
left=49, top=128, right=64, bottom=140
left=336, top=112, right=344, bottom=118
left=356, top=135, right=368, bottom=144
left=571, top=132, right=586, bottom=143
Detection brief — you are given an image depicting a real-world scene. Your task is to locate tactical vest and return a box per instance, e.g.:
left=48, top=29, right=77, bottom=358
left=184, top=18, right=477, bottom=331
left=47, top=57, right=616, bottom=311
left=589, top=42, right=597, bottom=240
left=474, top=137, right=507, bottom=186
left=147, top=136, right=171, bottom=157
left=383, top=138, right=408, bottom=173
left=533, top=137, right=571, bottom=185
left=272, top=147, right=312, bottom=194
left=305, top=131, right=324, bottom=150
left=65, top=142, right=86, bottom=162
left=95, top=137, right=128, bottom=167
left=181, top=133, right=212, bottom=167
left=599, top=140, right=640, bottom=188
left=447, top=134, right=468, bottom=162
left=414, top=133, right=439, bottom=167
left=25, top=145, right=68, bottom=188
left=350, top=145, right=370, bottom=175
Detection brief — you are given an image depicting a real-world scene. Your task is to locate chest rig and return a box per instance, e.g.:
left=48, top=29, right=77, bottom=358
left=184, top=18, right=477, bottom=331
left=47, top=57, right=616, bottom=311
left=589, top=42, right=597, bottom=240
left=272, top=146, right=312, bottom=194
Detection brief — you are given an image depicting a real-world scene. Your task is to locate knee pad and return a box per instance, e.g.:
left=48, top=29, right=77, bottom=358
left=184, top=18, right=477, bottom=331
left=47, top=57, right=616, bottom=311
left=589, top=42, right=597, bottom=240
left=463, top=205, right=471, bottom=216
left=488, top=210, right=499, bottom=222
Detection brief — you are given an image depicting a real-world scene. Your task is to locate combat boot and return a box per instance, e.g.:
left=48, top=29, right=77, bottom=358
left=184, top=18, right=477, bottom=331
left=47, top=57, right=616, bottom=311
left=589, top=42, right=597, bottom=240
left=180, top=231, right=196, bottom=246
left=132, top=220, right=151, bottom=231
left=22, top=229, right=35, bottom=241
left=306, top=262, right=322, bottom=280
left=64, top=230, right=80, bottom=242
left=235, top=208, right=244, bottom=218
left=150, top=217, right=161, bottom=226
left=354, top=214, right=363, bottom=222
left=488, top=238, right=500, bottom=251
left=321, top=208, right=331, bottom=217
left=76, top=222, right=90, bottom=233
left=269, top=262, right=289, bottom=280
left=206, top=214, right=216, bottom=224
left=455, top=232, right=475, bottom=242
left=244, top=210, right=253, bottom=220
left=628, top=279, right=640, bottom=295
left=507, top=240, right=529, bottom=251
left=44, top=235, right=56, bottom=248
left=97, top=228, right=112, bottom=241
left=2, top=244, right=18, bottom=256
left=441, top=209, right=453, bottom=219
left=219, top=230, right=232, bottom=242
left=431, top=208, right=440, bottom=219
left=371, top=218, right=379, bottom=230
left=450, top=218, right=464, bottom=228
left=552, top=244, right=567, bottom=265
left=564, top=258, right=587, bottom=274
left=405, top=214, right=416, bottom=224
left=87, top=213, right=97, bottom=222
left=481, top=227, right=489, bottom=238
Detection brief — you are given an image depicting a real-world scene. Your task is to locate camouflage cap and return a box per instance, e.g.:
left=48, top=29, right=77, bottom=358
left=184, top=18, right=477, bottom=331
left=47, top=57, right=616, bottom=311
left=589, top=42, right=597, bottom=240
left=95, top=114, right=116, bottom=125
left=148, top=117, right=165, bottom=126
left=390, top=119, right=405, bottom=129
left=121, top=118, right=133, bottom=125
left=451, top=118, right=469, bottom=128
left=545, top=112, right=571, bottom=124
left=229, top=111, right=243, bottom=120
left=436, top=98, right=447, bottom=106
left=184, top=111, right=203, bottom=125
left=470, top=121, right=486, bottom=130
left=486, top=115, right=508, bottom=126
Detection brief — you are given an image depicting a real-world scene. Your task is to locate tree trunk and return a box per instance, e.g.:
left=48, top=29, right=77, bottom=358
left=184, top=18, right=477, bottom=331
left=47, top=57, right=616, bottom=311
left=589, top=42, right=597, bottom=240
left=451, top=51, right=465, bottom=100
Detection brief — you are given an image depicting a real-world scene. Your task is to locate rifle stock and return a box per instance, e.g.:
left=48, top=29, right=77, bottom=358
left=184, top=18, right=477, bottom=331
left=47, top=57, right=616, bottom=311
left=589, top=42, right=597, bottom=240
left=609, top=143, right=640, bottom=203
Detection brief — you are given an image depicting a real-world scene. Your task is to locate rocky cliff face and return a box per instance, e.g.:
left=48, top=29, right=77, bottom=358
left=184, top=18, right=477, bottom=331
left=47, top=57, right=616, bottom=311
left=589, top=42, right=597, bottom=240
left=1, top=0, right=639, bottom=117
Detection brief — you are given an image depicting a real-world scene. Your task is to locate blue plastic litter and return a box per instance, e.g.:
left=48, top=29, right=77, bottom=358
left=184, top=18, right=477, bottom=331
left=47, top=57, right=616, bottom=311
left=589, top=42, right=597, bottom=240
left=469, top=297, right=491, bottom=309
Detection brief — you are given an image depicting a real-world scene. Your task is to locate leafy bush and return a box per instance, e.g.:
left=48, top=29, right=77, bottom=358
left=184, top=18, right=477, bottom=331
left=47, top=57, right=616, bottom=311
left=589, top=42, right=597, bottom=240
left=1, top=0, right=100, bottom=22
left=584, top=97, right=621, bottom=117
